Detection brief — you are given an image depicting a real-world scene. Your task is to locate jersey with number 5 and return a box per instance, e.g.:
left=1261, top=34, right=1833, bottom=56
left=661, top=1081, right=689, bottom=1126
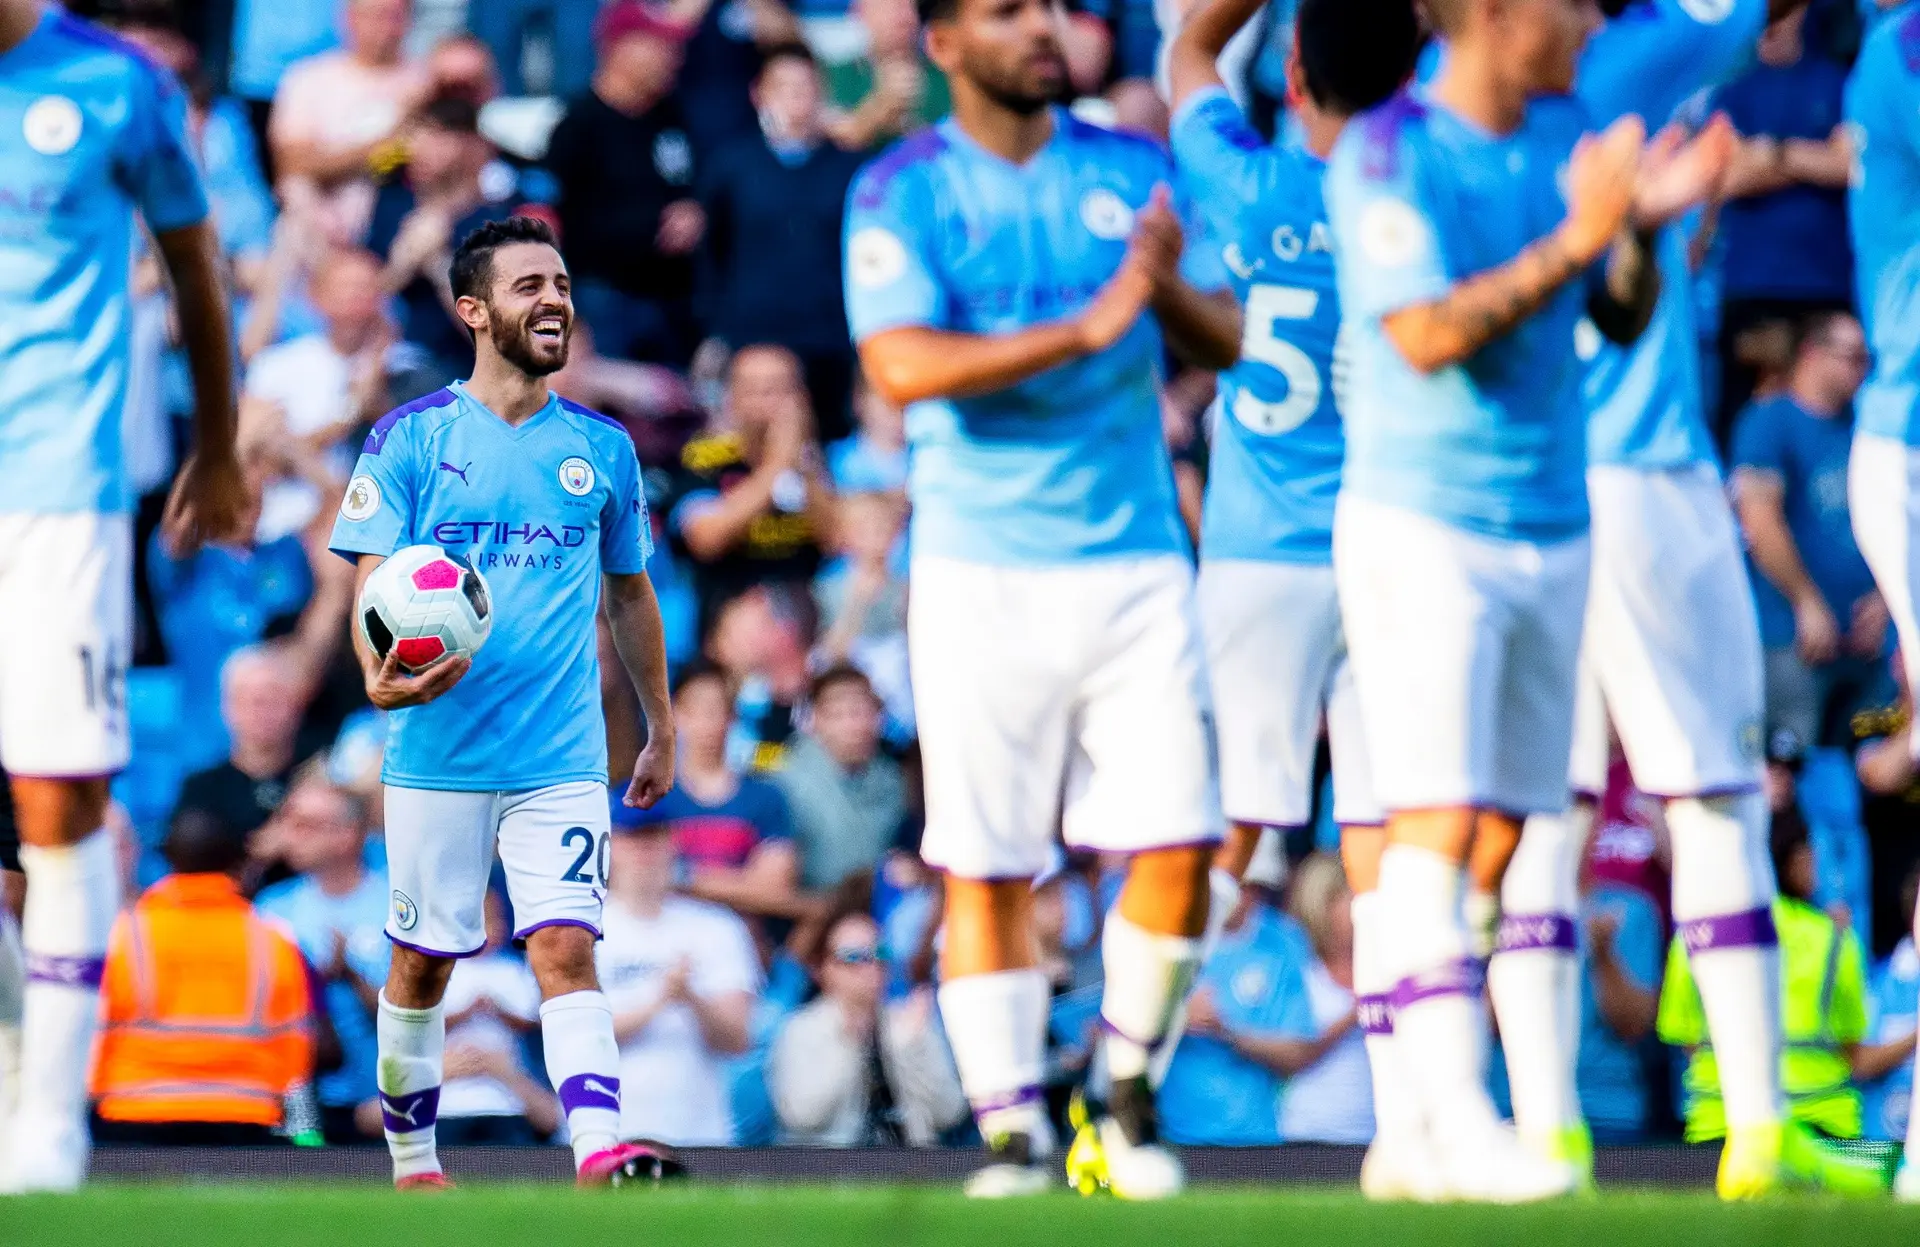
left=1173, top=88, right=1343, bottom=565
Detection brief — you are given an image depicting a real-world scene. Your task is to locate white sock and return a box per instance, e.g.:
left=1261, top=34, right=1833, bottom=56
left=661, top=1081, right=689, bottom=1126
left=1351, top=889, right=1421, bottom=1140
left=17, top=832, right=118, bottom=1146
left=377, top=993, right=445, bottom=1180
left=0, top=909, right=22, bottom=1130
left=540, top=990, right=623, bottom=1168
left=1148, top=866, right=1240, bottom=1088
left=937, top=968, right=1052, bottom=1149
left=1489, top=807, right=1588, bottom=1142
left=1667, top=792, right=1785, bottom=1129
left=1378, top=844, right=1499, bottom=1142
left=1099, top=910, right=1202, bottom=1082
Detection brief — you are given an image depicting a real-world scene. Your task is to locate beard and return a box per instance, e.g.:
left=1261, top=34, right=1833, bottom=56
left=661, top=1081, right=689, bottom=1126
left=489, top=311, right=570, bottom=377
left=966, top=54, right=1066, bottom=116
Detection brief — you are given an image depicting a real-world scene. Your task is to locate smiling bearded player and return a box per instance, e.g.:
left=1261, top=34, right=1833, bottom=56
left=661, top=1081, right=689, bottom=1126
left=328, top=216, right=676, bottom=1190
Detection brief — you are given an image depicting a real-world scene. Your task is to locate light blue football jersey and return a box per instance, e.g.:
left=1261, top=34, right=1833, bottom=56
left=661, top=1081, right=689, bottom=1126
left=1, top=10, right=208, bottom=515
left=1847, top=6, right=1920, bottom=445
left=843, top=109, right=1224, bottom=565
left=1173, top=87, right=1342, bottom=565
left=1325, top=92, right=1597, bottom=541
left=328, top=384, right=652, bottom=792
left=1576, top=0, right=1766, bottom=469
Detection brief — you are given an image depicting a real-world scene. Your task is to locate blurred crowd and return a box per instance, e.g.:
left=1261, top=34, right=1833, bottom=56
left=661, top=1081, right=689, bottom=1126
left=62, top=0, right=1920, bottom=1151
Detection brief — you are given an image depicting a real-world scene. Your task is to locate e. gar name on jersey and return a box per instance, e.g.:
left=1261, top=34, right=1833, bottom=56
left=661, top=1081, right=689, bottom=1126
left=1172, top=86, right=1343, bottom=566
left=329, top=384, right=652, bottom=792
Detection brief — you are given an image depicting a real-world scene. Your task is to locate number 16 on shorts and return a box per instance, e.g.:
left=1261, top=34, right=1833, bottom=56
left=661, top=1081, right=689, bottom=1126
left=384, top=779, right=614, bottom=956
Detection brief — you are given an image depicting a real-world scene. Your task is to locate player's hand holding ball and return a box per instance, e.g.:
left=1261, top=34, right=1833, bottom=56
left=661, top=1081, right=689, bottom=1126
left=356, top=545, right=492, bottom=708
left=1557, top=115, right=1645, bottom=266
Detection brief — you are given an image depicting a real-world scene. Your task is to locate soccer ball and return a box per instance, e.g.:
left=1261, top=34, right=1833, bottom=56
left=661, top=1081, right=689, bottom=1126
left=358, top=545, right=494, bottom=672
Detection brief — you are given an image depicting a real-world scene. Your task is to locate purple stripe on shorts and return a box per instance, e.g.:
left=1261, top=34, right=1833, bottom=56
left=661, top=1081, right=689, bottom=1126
left=1637, top=782, right=1763, bottom=802
left=558, top=1073, right=621, bottom=1117
left=385, top=933, right=487, bottom=960
left=1356, top=993, right=1394, bottom=1036
left=1495, top=913, right=1578, bottom=955
left=1679, top=907, right=1779, bottom=955
left=1390, top=957, right=1483, bottom=1011
left=26, top=952, right=104, bottom=989
left=513, top=918, right=603, bottom=942
left=380, top=1086, right=440, bottom=1135
left=970, top=1085, right=1043, bottom=1116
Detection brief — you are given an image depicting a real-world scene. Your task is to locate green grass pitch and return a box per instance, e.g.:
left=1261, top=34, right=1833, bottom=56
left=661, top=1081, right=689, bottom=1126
left=6, top=1185, right=1920, bottom=1247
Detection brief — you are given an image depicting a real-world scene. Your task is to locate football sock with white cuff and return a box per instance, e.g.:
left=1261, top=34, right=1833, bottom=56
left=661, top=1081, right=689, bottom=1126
left=1350, top=890, right=1421, bottom=1140
left=1378, top=843, right=1501, bottom=1141
left=1667, top=792, right=1785, bottom=1128
left=1099, top=911, right=1202, bottom=1086
left=16, top=831, right=118, bottom=1156
left=540, top=990, right=623, bottom=1168
left=1488, top=807, right=1588, bottom=1143
left=0, top=907, right=24, bottom=1149
left=1147, top=866, right=1241, bottom=1089
left=938, top=968, right=1052, bottom=1151
left=377, top=993, right=446, bottom=1180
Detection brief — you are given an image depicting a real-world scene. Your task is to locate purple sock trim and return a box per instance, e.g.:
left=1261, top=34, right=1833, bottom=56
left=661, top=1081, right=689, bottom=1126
left=1390, top=957, right=1483, bottom=1011
left=1099, top=1014, right=1163, bottom=1049
left=1679, top=906, right=1778, bottom=955
left=557, top=1072, right=621, bottom=1117
left=26, top=952, right=105, bottom=989
left=380, top=1086, right=440, bottom=1135
left=1495, top=913, right=1578, bottom=954
left=1356, top=993, right=1394, bottom=1036
left=970, top=1085, right=1043, bottom=1116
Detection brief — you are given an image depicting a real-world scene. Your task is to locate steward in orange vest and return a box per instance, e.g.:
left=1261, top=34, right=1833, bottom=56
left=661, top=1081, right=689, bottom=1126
left=90, top=808, right=313, bottom=1145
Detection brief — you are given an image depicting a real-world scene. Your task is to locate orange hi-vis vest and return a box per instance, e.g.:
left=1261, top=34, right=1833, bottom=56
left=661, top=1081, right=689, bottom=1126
left=90, top=873, right=313, bottom=1127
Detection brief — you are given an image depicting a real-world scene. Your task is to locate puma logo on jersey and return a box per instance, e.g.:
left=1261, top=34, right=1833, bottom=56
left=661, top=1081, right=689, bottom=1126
left=438, top=461, right=472, bottom=485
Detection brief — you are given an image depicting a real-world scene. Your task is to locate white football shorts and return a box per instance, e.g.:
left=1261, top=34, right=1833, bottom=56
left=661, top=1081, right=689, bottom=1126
left=1197, top=558, right=1380, bottom=829
left=384, top=779, right=611, bottom=957
left=1334, top=496, right=1590, bottom=817
left=1568, top=463, right=1767, bottom=798
left=910, top=555, right=1223, bottom=881
left=0, top=512, right=132, bottom=777
left=1851, top=432, right=1920, bottom=760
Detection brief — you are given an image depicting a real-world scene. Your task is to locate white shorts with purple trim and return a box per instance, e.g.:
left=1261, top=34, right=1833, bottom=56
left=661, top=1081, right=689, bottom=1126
left=1198, top=557, right=1381, bottom=830
left=910, top=555, right=1223, bottom=881
left=1567, top=463, right=1766, bottom=798
left=1334, top=495, right=1590, bottom=817
left=383, top=779, right=609, bottom=957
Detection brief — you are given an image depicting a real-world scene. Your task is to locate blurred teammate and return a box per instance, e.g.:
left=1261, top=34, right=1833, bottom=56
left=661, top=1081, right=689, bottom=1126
left=1846, top=2, right=1920, bottom=1203
left=1485, top=0, right=1872, bottom=1201
left=844, top=0, right=1239, bottom=1199
left=0, top=0, right=248, bottom=1190
left=1159, top=0, right=1425, bottom=1201
left=329, top=218, right=676, bottom=1190
left=1322, top=0, right=1727, bottom=1199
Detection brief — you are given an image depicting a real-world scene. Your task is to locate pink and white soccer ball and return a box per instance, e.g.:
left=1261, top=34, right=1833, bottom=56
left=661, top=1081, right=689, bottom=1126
left=358, top=545, right=494, bottom=672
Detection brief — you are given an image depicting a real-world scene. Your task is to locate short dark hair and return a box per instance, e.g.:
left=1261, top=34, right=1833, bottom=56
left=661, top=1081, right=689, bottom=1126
left=917, top=0, right=958, bottom=27
left=163, top=806, right=250, bottom=875
left=1770, top=803, right=1812, bottom=903
left=810, top=662, right=877, bottom=705
left=449, top=215, right=559, bottom=302
left=757, top=40, right=816, bottom=76
left=671, top=657, right=732, bottom=700
left=1794, top=308, right=1859, bottom=360
left=1423, top=0, right=1468, bottom=37
left=1297, top=0, right=1420, bottom=117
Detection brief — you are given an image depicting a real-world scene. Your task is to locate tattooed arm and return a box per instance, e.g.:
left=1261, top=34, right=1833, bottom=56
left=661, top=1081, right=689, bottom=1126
left=1379, top=117, right=1647, bottom=375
